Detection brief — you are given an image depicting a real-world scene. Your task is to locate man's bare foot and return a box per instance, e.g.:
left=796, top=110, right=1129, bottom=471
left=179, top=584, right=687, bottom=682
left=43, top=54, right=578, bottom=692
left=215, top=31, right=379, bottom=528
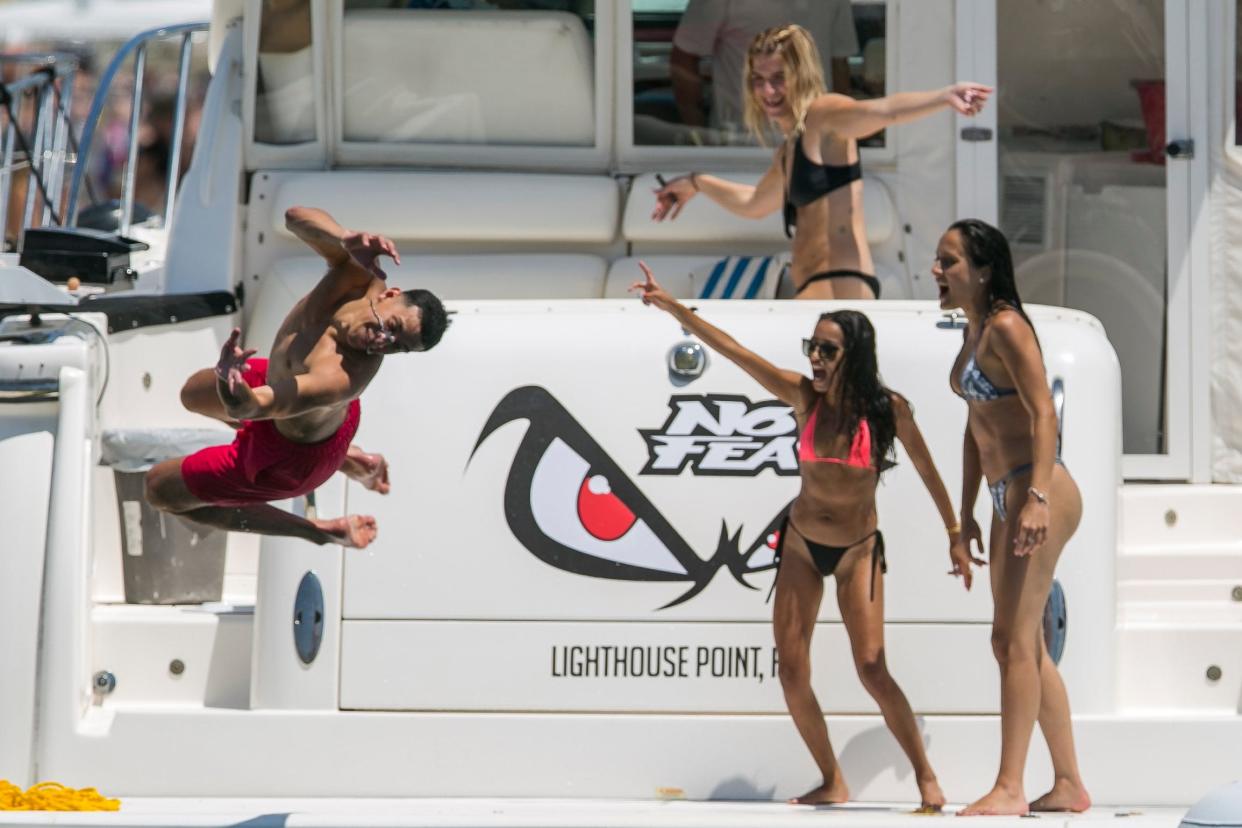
left=789, top=778, right=850, bottom=805
left=1030, top=778, right=1091, bottom=812
left=917, top=777, right=946, bottom=812
left=344, top=447, right=390, bottom=494
left=314, top=514, right=377, bottom=548
left=958, top=786, right=1028, bottom=816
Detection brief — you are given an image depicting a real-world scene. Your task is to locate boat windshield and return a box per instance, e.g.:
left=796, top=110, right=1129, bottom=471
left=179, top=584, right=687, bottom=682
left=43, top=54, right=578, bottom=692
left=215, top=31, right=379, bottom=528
left=338, top=0, right=597, bottom=148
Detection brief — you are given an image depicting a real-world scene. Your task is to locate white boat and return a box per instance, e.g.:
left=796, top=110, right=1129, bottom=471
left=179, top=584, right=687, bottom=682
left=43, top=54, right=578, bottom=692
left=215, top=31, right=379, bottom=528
left=0, top=1, right=1239, bottom=825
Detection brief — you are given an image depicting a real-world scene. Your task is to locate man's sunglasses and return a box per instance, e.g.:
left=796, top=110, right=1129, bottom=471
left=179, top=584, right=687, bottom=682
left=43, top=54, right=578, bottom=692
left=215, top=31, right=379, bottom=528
left=369, top=298, right=417, bottom=354
left=802, top=338, right=842, bottom=361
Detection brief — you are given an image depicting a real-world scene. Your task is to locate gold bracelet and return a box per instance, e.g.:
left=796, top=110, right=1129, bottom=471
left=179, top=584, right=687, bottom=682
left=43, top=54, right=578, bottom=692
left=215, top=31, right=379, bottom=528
left=946, top=522, right=962, bottom=536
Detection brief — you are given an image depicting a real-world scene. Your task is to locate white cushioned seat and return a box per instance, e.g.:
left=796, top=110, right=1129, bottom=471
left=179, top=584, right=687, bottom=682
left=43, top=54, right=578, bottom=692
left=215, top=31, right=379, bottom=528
left=604, top=255, right=786, bottom=300
left=623, top=172, right=896, bottom=245
left=604, top=256, right=707, bottom=299
left=268, top=172, right=619, bottom=245
left=341, top=10, right=594, bottom=146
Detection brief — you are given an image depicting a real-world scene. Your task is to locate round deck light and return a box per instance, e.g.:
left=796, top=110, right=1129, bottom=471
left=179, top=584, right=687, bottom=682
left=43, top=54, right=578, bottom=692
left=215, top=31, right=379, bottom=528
left=668, top=341, right=706, bottom=380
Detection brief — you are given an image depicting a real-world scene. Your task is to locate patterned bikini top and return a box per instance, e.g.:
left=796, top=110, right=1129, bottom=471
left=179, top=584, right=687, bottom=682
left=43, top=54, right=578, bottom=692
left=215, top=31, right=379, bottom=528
left=956, top=351, right=1018, bottom=402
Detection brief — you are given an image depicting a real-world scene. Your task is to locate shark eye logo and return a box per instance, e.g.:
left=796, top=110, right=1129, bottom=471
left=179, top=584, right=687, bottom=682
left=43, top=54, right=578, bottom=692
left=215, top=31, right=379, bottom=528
left=471, top=386, right=789, bottom=608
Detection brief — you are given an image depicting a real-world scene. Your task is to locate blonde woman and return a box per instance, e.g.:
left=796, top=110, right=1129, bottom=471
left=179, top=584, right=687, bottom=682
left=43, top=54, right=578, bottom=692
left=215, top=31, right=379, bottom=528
left=653, top=24, right=990, bottom=300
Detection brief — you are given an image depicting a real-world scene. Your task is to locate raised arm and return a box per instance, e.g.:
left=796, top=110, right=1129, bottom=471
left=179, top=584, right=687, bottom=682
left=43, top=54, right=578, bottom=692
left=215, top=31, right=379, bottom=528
left=652, top=153, right=784, bottom=222
left=990, top=311, right=1059, bottom=556
left=631, top=262, right=804, bottom=408
left=286, top=206, right=399, bottom=278
left=893, top=394, right=983, bottom=589
left=806, top=82, right=992, bottom=141
left=215, top=329, right=354, bottom=421
left=285, top=206, right=401, bottom=308
left=285, top=207, right=351, bottom=265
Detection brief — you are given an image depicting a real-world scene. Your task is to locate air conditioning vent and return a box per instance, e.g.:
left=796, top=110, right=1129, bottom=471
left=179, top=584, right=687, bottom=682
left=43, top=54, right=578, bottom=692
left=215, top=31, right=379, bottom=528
left=1001, top=174, right=1047, bottom=247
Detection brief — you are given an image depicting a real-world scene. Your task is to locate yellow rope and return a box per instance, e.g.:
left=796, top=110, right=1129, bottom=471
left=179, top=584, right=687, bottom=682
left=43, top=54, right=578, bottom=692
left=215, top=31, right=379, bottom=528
left=0, top=780, right=120, bottom=811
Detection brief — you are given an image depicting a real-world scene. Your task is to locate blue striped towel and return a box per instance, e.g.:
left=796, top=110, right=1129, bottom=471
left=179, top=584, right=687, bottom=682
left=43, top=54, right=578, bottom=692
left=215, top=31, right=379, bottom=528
left=696, top=256, right=778, bottom=299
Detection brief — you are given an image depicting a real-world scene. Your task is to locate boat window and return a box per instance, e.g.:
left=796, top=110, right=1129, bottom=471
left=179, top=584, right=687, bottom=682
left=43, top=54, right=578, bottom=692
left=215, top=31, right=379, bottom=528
left=1236, top=0, right=1242, bottom=146
left=339, top=1, right=597, bottom=147
left=631, top=0, right=886, bottom=149
left=254, top=0, right=317, bottom=145
left=996, top=0, right=1168, bottom=456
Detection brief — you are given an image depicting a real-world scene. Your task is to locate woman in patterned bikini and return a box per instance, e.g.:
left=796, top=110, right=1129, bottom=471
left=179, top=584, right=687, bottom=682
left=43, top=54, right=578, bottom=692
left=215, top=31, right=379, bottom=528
left=933, top=219, right=1091, bottom=816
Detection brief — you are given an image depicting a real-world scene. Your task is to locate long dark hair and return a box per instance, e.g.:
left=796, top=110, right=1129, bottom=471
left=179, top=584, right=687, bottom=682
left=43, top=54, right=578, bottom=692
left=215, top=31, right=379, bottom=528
left=949, top=218, right=1038, bottom=340
left=817, top=309, right=896, bottom=473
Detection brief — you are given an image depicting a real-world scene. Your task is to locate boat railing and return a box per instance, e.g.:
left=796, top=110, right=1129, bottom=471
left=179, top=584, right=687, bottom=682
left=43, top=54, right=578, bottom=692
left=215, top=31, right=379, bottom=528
left=0, top=53, right=79, bottom=249
left=65, top=21, right=208, bottom=237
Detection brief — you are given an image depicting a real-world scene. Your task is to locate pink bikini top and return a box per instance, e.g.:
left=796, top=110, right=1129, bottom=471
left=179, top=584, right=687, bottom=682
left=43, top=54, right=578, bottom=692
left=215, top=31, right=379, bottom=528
left=798, top=404, right=874, bottom=470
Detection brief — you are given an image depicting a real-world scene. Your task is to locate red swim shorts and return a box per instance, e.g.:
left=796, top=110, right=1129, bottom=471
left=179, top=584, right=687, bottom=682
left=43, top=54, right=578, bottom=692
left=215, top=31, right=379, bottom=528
left=180, top=358, right=361, bottom=507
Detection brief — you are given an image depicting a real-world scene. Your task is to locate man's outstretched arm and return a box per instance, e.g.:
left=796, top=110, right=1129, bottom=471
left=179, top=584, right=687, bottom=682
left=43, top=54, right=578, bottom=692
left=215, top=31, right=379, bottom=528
left=286, top=206, right=400, bottom=282
left=285, top=206, right=351, bottom=265
left=216, top=329, right=354, bottom=421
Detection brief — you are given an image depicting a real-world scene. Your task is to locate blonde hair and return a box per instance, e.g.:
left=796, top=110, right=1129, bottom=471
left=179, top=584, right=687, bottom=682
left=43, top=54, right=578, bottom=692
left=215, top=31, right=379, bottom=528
left=743, top=25, right=827, bottom=145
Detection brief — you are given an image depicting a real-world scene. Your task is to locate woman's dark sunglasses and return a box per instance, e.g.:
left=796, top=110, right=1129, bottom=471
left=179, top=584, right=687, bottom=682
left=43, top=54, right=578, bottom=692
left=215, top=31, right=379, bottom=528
left=802, top=338, right=841, bottom=361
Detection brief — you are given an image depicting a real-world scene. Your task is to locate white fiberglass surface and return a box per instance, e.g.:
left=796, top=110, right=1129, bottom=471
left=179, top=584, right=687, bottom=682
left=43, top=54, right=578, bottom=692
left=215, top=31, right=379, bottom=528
left=0, top=799, right=1192, bottom=828
left=330, top=302, right=1118, bottom=716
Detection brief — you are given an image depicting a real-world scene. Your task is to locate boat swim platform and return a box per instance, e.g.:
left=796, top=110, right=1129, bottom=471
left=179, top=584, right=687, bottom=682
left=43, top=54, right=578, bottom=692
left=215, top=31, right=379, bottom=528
left=0, top=799, right=1188, bottom=828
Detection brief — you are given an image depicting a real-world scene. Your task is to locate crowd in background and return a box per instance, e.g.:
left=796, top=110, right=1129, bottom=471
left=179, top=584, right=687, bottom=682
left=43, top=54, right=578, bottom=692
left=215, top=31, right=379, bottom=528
left=0, top=33, right=209, bottom=247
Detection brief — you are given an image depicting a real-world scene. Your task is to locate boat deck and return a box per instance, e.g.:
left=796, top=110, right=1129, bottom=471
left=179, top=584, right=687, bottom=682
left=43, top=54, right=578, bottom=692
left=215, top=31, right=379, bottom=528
left=0, top=798, right=1188, bottom=827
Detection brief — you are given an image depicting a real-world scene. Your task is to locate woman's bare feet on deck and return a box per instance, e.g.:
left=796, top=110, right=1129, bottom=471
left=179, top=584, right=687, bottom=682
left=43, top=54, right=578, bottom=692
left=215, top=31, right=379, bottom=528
left=790, top=777, right=850, bottom=805
left=313, top=514, right=377, bottom=548
left=1030, top=778, right=1091, bottom=812
left=917, top=777, right=947, bottom=812
left=958, top=786, right=1029, bottom=816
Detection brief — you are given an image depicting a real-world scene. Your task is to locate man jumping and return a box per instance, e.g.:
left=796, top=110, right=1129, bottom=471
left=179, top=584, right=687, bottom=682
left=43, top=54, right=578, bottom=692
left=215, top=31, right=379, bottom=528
left=144, top=206, right=449, bottom=549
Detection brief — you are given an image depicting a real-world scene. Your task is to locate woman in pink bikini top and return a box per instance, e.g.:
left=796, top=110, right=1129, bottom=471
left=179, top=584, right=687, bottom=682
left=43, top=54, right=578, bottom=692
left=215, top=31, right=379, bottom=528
left=797, top=401, right=872, bottom=468
left=633, top=262, right=970, bottom=810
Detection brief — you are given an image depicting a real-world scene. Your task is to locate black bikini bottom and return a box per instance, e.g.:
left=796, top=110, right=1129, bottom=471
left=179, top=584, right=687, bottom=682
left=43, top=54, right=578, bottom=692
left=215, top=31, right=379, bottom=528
left=768, top=516, right=887, bottom=602
left=795, top=269, right=881, bottom=299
